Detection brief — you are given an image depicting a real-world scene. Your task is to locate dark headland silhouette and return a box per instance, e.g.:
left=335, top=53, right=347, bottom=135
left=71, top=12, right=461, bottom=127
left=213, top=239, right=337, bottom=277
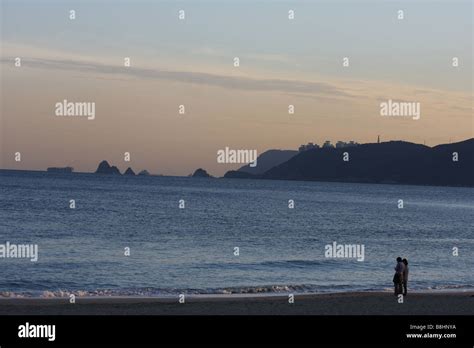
left=225, top=139, right=474, bottom=187
left=78, top=139, right=473, bottom=186
left=237, top=150, right=298, bottom=175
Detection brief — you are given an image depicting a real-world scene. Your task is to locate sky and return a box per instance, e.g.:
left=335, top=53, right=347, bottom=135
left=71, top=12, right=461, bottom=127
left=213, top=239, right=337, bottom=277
left=1, top=0, right=472, bottom=176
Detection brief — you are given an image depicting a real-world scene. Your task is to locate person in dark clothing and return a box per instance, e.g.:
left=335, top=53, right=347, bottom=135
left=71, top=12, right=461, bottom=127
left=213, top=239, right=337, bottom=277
left=393, top=257, right=404, bottom=295
left=402, top=258, right=409, bottom=296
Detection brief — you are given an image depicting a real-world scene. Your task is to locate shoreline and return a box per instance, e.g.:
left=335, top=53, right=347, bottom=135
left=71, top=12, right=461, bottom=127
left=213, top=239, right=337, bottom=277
left=1, top=291, right=473, bottom=315
left=1, top=288, right=473, bottom=300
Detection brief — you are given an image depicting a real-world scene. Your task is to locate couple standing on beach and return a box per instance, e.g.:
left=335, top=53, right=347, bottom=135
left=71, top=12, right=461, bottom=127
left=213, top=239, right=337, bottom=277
left=393, top=257, right=409, bottom=296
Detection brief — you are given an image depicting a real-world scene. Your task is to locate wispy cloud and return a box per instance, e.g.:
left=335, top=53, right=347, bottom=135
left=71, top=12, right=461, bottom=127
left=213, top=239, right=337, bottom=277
left=2, top=42, right=471, bottom=115
left=1, top=55, right=353, bottom=98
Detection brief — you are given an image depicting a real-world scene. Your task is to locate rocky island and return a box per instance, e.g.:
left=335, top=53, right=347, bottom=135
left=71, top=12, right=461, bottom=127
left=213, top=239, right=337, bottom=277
left=95, top=161, right=121, bottom=175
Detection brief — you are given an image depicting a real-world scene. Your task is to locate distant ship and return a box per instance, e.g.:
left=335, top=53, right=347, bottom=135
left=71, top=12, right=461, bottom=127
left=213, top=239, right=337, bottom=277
left=47, top=167, right=73, bottom=173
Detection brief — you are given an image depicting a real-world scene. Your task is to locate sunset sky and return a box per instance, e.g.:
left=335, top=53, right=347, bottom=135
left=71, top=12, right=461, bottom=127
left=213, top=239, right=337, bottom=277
left=1, top=0, right=472, bottom=176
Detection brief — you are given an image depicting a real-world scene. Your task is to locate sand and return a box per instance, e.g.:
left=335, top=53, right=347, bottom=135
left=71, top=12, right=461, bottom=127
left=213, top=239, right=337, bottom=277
left=0, top=291, right=473, bottom=315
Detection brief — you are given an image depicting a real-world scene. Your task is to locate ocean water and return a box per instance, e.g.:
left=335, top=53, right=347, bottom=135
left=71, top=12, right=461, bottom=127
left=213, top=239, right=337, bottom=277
left=0, top=170, right=473, bottom=297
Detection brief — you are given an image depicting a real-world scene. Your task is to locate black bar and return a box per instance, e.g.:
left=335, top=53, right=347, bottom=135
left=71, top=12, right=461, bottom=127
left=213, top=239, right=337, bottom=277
left=0, top=315, right=472, bottom=346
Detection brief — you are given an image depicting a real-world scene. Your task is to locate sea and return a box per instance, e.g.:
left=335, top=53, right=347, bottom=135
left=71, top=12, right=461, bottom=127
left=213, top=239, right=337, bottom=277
left=0, top=170, right=473, bottom=298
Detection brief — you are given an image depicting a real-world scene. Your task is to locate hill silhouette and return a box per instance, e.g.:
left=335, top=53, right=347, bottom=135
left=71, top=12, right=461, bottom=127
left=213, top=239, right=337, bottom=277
left=237, top=149, right=298, bottom=175
left=225, top=139, right=473, bottom=187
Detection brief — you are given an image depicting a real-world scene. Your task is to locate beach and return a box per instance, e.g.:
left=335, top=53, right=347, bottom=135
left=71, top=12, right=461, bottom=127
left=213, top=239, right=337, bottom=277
left=1, top=291, right=473, bottom=315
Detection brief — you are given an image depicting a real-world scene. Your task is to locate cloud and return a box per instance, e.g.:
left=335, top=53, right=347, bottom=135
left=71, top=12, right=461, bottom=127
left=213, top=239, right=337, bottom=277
left=1, top=55, right=353, bottom=98
left=2, top=43, right=471, bottom=114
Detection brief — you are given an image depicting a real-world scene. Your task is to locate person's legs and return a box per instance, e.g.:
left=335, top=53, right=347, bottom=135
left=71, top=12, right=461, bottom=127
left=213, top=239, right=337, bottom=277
left=403, top=281, right=407, bottom=296
left=394, top=273, right=402, bottom=295
left=394, top=281, right=402, bottom=295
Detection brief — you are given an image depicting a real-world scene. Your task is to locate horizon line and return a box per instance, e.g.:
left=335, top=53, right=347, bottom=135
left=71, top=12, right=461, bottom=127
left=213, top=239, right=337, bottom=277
left=1, top=137, right=472, bottom=176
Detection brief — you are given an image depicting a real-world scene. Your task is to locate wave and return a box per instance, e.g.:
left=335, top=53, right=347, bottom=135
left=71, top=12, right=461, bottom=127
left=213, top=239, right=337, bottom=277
left=188, top=259, right=353, bottom=271
left=1, top=283, right=473, bottom=298
left=425, top=284, right=474, bottom=290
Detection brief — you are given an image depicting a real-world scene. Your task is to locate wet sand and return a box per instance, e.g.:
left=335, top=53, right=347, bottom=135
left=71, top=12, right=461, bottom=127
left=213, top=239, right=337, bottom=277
left=0, top=291, right=473, bottom=315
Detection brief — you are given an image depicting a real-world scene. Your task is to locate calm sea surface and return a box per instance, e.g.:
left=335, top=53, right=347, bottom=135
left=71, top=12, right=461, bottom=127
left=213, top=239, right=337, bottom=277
left=0, top=170, right=473, bottom=297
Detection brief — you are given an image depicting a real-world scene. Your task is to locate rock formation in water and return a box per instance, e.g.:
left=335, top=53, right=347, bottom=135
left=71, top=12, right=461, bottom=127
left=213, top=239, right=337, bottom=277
left=192, top=168, right=212, bottom=178
left=95, top=160, right=121, bottom=175
left=124, top=167, right=136, bottom=176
